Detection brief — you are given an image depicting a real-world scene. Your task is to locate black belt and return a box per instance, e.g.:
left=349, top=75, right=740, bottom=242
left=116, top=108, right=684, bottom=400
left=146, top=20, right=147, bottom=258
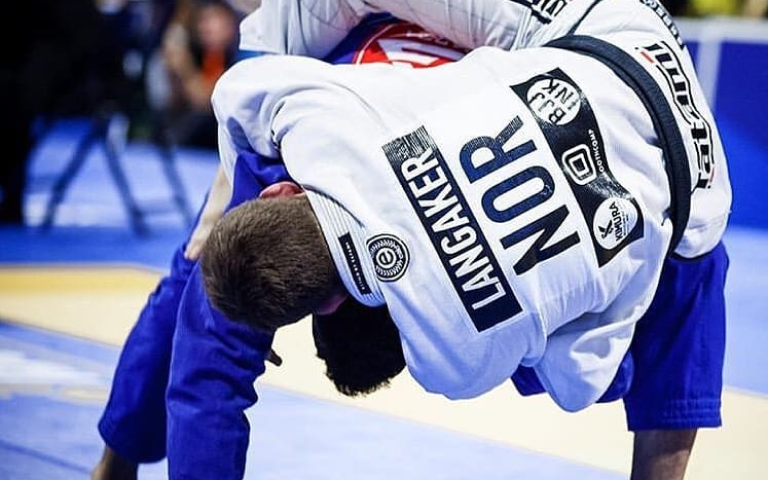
left=545, top=35, right=691, bottom=253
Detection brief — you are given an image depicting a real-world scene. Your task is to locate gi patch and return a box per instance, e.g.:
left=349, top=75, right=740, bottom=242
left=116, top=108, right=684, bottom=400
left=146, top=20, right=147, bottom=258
left=511, top=68, right=644, bottom=266
left=638, top=41, right=715, bottom=189
left=368, top=234, right=410, bottom=282
left=382, top=127, right=523, bottom=332
left=339, top=233, right=372, bottom=295
left=353, top=22, right=467, bottom=68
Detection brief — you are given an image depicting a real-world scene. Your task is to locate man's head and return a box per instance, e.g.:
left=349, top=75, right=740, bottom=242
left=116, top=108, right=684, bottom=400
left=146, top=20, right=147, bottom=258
left=201, top=181, right=406, bottom=396
left=201, top=182, right=345, bottom=332
left=313, top=300, right=406, bottom=396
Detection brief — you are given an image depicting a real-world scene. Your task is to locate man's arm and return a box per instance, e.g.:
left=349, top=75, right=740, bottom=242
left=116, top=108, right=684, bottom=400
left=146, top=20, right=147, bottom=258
left=184, top=165, right=232, bottom=260
left=166, top=264, right=274, bottom=480
left=239, top=0, right=369, bottom=58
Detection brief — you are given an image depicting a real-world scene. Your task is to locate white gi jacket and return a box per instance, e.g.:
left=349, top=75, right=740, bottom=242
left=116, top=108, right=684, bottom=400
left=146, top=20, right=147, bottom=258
left=213, top=0, right=731, bottom=410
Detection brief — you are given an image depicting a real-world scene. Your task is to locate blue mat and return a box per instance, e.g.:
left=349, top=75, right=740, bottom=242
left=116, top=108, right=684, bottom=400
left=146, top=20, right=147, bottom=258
left=0, top=321, right=623, bottom=480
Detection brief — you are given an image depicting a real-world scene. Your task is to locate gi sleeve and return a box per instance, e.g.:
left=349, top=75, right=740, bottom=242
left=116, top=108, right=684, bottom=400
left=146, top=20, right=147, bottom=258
left=239, top=0, right=371, bottom=58
left=238, top=0, right=553, bottom=59
left=212, top=54, right=357, bottom=178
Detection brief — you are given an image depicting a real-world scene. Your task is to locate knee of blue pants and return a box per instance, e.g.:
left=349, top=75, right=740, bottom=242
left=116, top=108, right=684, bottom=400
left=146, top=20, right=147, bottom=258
left=623, top=242, right=728, bottom=430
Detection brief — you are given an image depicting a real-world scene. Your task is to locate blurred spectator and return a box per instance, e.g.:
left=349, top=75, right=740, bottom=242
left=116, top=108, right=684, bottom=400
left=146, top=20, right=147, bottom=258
left=688, top=0, right=742, bottom=15
left=0, top=0, right=177, bottom=225
left=742, top=0, right=768, bottom=16
left=664, top=0, right=768, bottom=16
left=663, top=0, right=692, bottom=16
left=226, top=0, right=261, bottom=15
left=98, top=0, right=178, bottom=130
left=150, top=0, right=240, bottom=149
left=0, top=0, right=102, bottom=224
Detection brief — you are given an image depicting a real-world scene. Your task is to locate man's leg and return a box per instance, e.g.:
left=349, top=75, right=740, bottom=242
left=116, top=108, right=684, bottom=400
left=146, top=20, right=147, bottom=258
left=91, top=445, right=138, bottom=480
left=93, top=243, right=197, bottom=479
left=623, top=242, right=729, bottom=479
left=631, top=429, right=697, bottom=480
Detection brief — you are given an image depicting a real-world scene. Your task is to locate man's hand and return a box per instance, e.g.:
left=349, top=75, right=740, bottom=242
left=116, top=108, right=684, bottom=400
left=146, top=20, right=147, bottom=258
left=266, top=349, right=283, bottom=367
left=185, top=166, right=232, bottom=260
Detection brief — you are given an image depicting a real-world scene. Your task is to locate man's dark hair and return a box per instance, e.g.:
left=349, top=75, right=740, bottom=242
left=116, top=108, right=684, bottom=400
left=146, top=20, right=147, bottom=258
left=201, top=195, right=340, bottom=332
left=313, top=299, right=406, bottom=396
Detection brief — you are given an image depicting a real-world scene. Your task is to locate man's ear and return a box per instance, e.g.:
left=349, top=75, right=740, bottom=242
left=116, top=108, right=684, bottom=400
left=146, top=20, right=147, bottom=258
left=259, top=181, right=303, bottom=199
left=315, top=291, right=349, bottom=316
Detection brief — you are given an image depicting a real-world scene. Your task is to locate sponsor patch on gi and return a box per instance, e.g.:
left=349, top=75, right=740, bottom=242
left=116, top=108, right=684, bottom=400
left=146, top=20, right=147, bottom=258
left=638, top=41, right=715, bottom=189
left=561, top=144, right=598, bottom=185
left=339, top=233, right=371, bottom=295
left=511, top=68, right=644, bottom=266
left=526, top=77, right=581, bottom=125
left=368, top=234, right=410, bottom=282
left=354, top=22, right=467, bottom=68
left=382, top=127, right=524, bottom=332
left=593, top=198, right=640, bottom=250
